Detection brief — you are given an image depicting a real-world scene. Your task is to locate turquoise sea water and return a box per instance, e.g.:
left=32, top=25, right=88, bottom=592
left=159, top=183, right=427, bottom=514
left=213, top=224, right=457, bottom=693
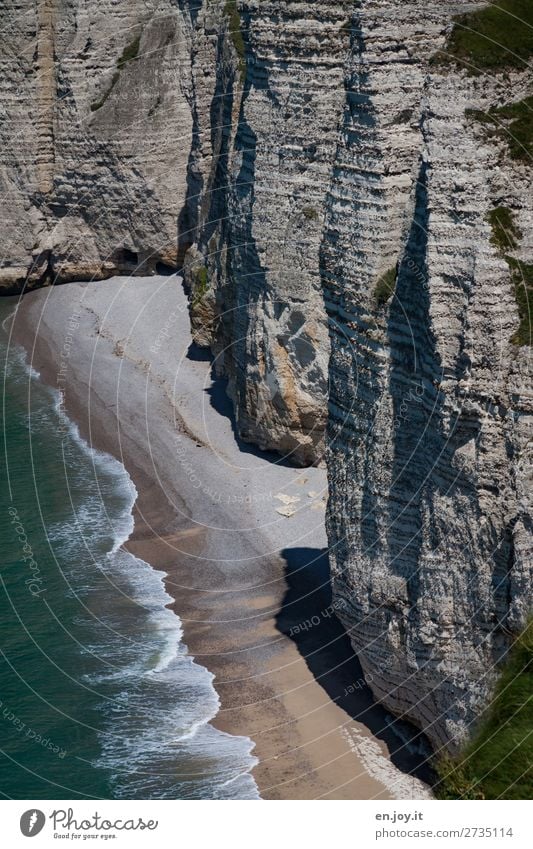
left=0, top=298, right=258, bottom=800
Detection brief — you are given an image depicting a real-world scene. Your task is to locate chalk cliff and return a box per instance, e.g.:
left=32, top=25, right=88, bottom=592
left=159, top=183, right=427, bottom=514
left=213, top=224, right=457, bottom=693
left=322, top=0, right=532, bottom=751
left=0, top=0, right=194, bottom=292
left=182, top=1, right=351, bottom=465
left=1, top=0, right=531, bottom=754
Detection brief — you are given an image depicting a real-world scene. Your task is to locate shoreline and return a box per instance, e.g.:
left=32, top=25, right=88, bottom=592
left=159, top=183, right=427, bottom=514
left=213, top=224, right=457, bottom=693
left=10, top=275, right=432, bottom=800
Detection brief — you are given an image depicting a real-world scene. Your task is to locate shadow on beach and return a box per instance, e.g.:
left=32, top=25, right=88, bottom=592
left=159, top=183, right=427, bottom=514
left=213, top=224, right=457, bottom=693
left=187, top=341, right=296, bottom=468
left=276, top=546, right=435, bottom=787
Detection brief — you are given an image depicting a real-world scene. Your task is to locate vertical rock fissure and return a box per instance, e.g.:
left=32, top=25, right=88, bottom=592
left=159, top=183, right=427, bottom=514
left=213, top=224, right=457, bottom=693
left=35, top=0, right=56, bottom=195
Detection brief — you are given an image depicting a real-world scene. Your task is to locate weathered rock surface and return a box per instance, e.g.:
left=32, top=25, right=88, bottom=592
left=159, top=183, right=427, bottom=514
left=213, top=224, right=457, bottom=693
left=322, top=0, right=533, bottom=752
left=0, top=0, right=195, bottom=292
left=1, top=0, right=331, bottom=464
left=183, top=1, right=353, bottom=465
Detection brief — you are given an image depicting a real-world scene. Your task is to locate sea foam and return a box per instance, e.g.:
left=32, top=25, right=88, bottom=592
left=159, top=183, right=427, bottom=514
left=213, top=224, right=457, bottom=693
left=11, top=333, right=260, bottom=800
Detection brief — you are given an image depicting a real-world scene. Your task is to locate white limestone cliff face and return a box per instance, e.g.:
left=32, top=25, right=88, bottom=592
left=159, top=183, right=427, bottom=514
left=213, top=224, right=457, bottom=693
left=0, top=0, right=195, bottom=292
left=322, top=0, right=532, bottom=752
left=2, top=0, right=332, bottom=462
left=184, top=1, right=353, bottom=465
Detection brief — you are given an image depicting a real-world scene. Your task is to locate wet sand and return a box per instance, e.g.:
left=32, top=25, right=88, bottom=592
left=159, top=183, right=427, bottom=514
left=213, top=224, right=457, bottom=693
left=11, top=275, right=431, bottom=800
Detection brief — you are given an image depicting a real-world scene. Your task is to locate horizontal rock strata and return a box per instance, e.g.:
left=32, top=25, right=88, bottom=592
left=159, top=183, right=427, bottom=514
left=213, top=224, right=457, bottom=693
left=322, top=0, right=533, bottom=752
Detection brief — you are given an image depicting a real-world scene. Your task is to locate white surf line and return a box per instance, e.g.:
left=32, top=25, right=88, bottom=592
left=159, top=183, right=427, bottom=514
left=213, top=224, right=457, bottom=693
left=340, top=726, right=433, bottom=800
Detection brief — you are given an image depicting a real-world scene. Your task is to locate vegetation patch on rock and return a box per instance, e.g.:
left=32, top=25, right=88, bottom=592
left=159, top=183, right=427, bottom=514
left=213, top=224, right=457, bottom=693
left=302, top=206, right=319, bottom=221
left=117, top=34, right=141, bottom=69
left=374, top=265, right=397, bottom=306
left=467, top=95, right=533, bottom=163
left=192, top=266, right=209, bottom=307
left=435, top=619, right=533, bottom=799
left=90, top=33, right=142, bottom=112
left=225, top=1, right=246, bottom=82
left=507, top=257, right=533, bottom=346
left=487, top=207, right=521, bottom=253
left=487, top=207, right=532, bottom=345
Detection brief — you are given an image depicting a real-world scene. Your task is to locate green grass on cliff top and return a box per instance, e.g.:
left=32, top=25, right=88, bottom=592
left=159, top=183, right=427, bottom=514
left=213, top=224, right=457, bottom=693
left=435, top=619, right=533, bottom=799
left=433, top=0, right=533, bottom=72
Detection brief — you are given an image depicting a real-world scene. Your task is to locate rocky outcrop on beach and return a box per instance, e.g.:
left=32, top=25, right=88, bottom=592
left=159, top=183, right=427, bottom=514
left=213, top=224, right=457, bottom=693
left=1, top=0, right=532, bottom=756
left=182, top=1, right=351, bottom=465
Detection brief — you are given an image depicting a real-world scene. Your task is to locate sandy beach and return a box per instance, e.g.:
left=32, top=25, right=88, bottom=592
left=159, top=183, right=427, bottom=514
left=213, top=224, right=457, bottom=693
left=10, top=275, right=432, bottom=800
